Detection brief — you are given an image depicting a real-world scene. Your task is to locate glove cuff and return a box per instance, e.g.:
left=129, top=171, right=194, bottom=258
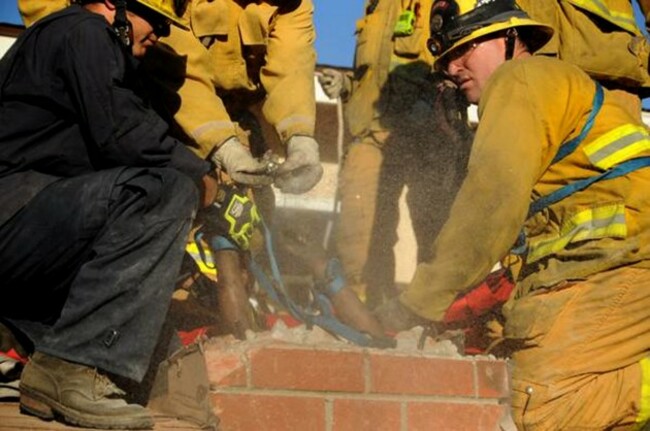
left=287, top=135, right=318, bottom=152
left=210, top=136, right=240, bottom=169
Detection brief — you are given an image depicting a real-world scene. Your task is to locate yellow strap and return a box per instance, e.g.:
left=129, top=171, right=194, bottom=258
left=528, top=203, right=627, bottom=262
left=637, top=356, right=650, bottom=426
left=185, top=241, right=218, bottom=279
left=584, top=124, right=650, bottom=170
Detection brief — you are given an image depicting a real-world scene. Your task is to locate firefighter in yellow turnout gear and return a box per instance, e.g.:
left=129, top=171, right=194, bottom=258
left=19, top=0, right=320, bottom=339
left=318, top=0, right=473, bottom=308
left=18, top=0, right=68, bottom=26
left=143, top=0, right=320, bottom=337
left=374, top=0, right=650, bottom=428
left=517, top=0, right=650, bottom=118
left=142, top=0, right=322, bottom=195
left=20, top=0, right=320, bottom=193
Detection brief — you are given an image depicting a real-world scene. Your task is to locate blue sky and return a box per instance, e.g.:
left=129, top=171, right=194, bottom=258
left=314, top=0, right=364, bottom=67
left=1, top=0, right=647, bottom=68
left=0, top=2, right=21, bottom=26
left=1, top=0, right=649, bottom=101
left=0, top=0, right=363, bottom=67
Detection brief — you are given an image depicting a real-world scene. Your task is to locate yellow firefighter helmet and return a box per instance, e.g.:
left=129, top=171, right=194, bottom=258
left=428, top=0, right=553, bottom=69
left=136, top=0, right=189, bottom=29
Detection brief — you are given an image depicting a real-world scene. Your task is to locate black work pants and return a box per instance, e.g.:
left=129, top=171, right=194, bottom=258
left=0, top=167, right=198, bottom=382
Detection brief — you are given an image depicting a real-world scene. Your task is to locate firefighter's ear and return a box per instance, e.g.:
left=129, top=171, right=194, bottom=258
left=104, top=0, right=117, bottom=11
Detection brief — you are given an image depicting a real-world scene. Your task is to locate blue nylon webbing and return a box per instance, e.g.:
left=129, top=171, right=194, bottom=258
left=511, top=81, right=650, bottom=256
left=528, top=157, right=650, bottom=217
left=249, top=221, right=384, bottom=347
left=551, top=83, right=604, bottom=164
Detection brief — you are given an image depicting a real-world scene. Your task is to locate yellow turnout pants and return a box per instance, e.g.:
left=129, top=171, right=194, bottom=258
left=505, top=266, right=650, bottom=430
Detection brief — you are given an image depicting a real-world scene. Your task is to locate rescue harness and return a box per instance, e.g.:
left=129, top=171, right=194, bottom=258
left=191, top=185, right=394, bottom=348
left=512, top=81, right=650, bottom=256
left=444, top=80, right=650, bottom=339
left=248, top=222, right=396, bottom=349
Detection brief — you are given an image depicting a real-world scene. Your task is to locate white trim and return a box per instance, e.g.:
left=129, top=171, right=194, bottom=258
left=0, top=35, right=16, bottom=57
left=314, top=76, right=337, bottom=105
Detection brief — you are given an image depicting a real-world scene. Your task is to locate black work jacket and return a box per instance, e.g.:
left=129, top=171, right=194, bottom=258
left=0, top=5, right=210, bottom=226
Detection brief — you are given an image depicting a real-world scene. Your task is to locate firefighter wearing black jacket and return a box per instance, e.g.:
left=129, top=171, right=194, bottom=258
left=0, top=1, right=220, bottom=429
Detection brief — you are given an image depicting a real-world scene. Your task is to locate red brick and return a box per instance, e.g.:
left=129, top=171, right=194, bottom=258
left=369, top=354, right=474, bottom=397
left=407, top=402, right=506, bottom=431
left=332, top=399, right=401, bottom=431
left=475, top=360, right=510, bottom=399
left=205, top=349, right=247, bottom=388
left=250, top=346, right=365, bottom=392
left=212, top=392, right=326, bottom=431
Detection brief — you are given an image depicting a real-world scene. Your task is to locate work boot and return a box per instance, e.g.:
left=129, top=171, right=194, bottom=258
left=19, top=351, right=154, bottom=429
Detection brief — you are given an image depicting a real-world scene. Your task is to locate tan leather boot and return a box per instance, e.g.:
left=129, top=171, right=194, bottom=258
left=19, top=351, right=154, bottom=429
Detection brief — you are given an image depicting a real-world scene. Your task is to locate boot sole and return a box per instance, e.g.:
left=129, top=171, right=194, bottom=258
left=19, top=385, right=154, bottom=430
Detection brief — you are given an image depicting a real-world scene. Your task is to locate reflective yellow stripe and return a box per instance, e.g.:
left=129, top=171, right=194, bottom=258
left=185, top=241, right=218, bottom=279
left=528, top=204, right=627, bottom=262
left=636, top=357, right=650, bottom=426
left=584, top=124, right=650, bottom=170
left=567, top=0, right=640, bottom=34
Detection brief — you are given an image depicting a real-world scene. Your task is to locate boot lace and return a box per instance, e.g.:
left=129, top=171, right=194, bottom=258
left=89, top=369, right=126, bottom=399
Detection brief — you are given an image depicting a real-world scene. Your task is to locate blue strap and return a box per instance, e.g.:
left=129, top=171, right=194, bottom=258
left=511, top=81, right=645, bottom=256
left=249, top=221, right=389, bottom=348
left=513, top=158, right=650, bottom=256
left=209, top=235, right=239, bottom=251
left=314, top=258, right=346, bottom=296
left=528, top=157, right=650, bottom=217
left=193, top=231, right=216, bottom=269
left=551, top=82, right=604, bottom=165
left=510, top=231, right=528, bottom=256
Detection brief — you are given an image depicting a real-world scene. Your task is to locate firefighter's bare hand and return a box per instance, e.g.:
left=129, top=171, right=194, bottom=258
left=330, top=287, right=386, bottom=339
left=373, top=297, right=429, bottom=333
left=211, top=137, right=273, bottom=187
left=274, top=136, right=323, bottom=194
left=317, top=68, right=350, bottom=100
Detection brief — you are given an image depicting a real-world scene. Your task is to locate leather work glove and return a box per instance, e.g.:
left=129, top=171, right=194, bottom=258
left=274, top=135, right=323, bottom=194
left=211, top=137, right=273, bottom=186
left=317, top=68, right=351, bottom=100
left=373, top=297, right=430, bottom=334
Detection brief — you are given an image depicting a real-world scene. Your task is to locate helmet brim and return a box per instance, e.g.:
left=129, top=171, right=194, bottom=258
left=137, top=0, right=190, bottom=30
left=434, top=18, right=554, bottom=71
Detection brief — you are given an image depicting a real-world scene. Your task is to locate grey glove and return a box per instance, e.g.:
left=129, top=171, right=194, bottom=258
left=211, top=137, right=273, bottom=186
left=317, top=68, right=351, bottom=100
left=274, top=136, right=323, bottom=194
left=373, top=297, right=429, bottom=333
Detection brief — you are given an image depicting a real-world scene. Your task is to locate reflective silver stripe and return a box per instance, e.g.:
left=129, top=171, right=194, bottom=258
left=567, top=0, right=639, bottom=34
left=276, top=115, right=316, bottom=135
left=528, top=204, right=627, bottom=262
left=191, top=121, right=235, bottom=141
left=584, top=124, right=650, bottom=170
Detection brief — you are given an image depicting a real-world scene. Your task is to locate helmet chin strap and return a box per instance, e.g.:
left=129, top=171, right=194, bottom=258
left=113, top=0, right=133, bottom=51
left=505, top=27, right=518, bottom=61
